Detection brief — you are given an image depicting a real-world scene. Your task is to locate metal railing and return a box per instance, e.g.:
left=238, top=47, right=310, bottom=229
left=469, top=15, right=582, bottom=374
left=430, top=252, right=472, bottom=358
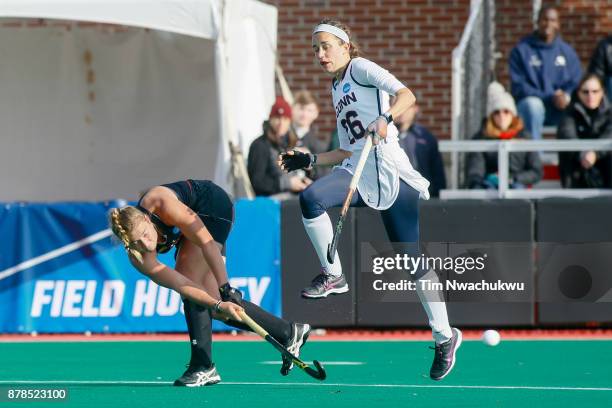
left=451, top=0, right=495, bottom=189
left=439, top=139, right=612, bottom=199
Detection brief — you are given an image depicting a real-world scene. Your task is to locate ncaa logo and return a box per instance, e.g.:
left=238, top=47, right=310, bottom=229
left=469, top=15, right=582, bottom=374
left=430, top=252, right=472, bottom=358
left=529, top=55, right=542, bottom=68
left=555, top=55, right=567, bottom=67
left=343, top=83, right=351, bottom=93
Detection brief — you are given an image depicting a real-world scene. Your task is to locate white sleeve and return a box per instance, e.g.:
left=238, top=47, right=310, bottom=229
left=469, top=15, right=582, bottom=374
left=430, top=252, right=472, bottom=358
left=350, top=57, right=406, bottom=95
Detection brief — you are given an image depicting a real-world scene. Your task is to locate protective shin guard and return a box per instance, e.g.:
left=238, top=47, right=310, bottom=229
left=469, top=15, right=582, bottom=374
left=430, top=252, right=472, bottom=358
left=302, top=213, right=342, bottom=277
left=416, top=269, right=453, bottom=344
left=183, top=299, right=214, bottom=368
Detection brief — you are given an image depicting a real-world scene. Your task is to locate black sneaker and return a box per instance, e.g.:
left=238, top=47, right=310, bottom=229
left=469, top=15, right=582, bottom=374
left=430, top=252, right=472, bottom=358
left=280, top=323, right=312, bottom=376
left=429, top=328, right=462, bottom=381
left=173, top=364, right=221, bottom=387
left=301, top=273, right=349, bottom=298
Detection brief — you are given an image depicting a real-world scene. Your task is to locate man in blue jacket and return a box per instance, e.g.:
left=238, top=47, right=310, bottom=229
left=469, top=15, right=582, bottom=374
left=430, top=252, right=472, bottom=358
left=509, top=6, right=582, bottom=140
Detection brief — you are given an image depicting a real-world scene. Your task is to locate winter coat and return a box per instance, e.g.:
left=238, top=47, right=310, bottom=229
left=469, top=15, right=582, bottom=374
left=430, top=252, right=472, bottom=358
left=557, top=95, right=612, bottom=188
left=466, top=120, right=542, bottom=188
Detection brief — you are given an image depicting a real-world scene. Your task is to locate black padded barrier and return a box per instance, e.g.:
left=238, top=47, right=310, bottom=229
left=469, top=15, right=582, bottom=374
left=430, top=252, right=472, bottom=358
left=417, top=199, right=536, bottom=327
left=536, top=197, right=612, bottom=325
left=280, top=198, right=356, bottom=327
left=355, top=207, right=426, bottom=326
left=354, top=199, right=535, bottom=327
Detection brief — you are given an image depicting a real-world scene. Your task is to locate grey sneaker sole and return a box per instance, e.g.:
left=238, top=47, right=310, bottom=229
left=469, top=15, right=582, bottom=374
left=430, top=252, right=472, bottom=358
left=432, top=328, right=462, bottom=381
left=301, top=284, right=349, bottom=299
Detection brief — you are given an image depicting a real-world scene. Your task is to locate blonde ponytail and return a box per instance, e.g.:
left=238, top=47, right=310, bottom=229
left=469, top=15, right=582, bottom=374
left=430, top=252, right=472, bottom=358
left=109, top=207, right=145, bottom=264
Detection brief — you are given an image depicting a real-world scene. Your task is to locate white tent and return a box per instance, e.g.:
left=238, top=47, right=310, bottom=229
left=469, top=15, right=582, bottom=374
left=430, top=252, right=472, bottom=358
left=0, top=0, right=277, bottom=201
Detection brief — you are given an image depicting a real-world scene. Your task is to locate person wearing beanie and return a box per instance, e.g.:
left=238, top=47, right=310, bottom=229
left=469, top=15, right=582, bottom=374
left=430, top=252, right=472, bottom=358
left=487, top=90, right=518, bottom=119
left=247, top=97, right=311, bottom=196
left=487, top=81, right=506, bottom=103
left=465, top=85, right=543, bottom=189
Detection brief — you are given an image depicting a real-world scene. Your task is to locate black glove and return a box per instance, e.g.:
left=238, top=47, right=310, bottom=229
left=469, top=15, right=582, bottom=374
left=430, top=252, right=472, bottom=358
left=280, top=150, right=312, bottom=172
left=219, top=283, right=244, bottom=306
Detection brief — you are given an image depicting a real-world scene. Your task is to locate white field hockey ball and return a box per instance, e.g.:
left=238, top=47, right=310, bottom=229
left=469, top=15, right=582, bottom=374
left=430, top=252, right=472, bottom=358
left=482, top=329, right=501, bottom=346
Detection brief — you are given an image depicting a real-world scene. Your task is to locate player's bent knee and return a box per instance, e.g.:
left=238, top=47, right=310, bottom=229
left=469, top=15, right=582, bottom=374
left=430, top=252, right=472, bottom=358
left=299, top=187, right=325, bottom=219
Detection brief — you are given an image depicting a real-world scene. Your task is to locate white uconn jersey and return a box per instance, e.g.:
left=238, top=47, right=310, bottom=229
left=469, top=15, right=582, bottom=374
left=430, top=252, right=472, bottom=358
left=332, top=57, right=430, bottom=209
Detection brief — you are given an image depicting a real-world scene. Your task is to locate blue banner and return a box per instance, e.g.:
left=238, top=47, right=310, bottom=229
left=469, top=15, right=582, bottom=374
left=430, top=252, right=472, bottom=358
left=0, top=198, right=280, bottom=333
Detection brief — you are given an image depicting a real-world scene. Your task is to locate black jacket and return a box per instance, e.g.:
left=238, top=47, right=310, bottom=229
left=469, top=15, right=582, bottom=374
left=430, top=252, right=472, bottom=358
left=398, top=124, right=446, bottom=197
left=588, top=36, right=612, bottom=80
left=465, top=126, right=542, bottom=188
left=557, top=95, right=612, bottom=188
left=247, top=133, right=291, bottom=196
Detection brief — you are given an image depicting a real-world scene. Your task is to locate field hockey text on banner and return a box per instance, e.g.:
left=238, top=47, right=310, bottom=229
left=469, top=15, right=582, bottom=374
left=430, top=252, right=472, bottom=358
left=0, top=198, right=281, bottom=333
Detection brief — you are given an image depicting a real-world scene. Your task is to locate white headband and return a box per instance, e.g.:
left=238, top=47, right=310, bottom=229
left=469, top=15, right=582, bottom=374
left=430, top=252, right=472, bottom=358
left=312, top=24, right=350, bottom=44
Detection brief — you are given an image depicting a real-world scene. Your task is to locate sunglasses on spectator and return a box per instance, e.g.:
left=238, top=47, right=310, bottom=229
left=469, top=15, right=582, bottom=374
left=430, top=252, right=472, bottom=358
left=580, top=88, right=602, bottom=95
left=493, top=109, right=513, bottom=115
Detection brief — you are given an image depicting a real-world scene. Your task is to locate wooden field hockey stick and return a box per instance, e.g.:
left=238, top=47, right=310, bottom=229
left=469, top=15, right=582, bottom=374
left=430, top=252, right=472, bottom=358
left=237, top=310, right=327, bottom=381
left=326, top=132, right=375, bottom=264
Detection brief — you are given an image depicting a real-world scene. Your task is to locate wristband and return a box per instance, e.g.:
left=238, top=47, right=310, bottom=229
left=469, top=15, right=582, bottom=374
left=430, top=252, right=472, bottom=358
left=213, top=299, right=222, bottom=313
left=382, top=112, right=393, bottom=124
left=309, top=153, right=318, bottom=167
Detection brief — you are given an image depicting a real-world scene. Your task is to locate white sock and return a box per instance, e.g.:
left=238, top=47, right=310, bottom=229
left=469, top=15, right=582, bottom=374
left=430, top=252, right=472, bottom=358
left=416, top=269, right=453, bottom=344
left=302, top=213, right=342, bottom=277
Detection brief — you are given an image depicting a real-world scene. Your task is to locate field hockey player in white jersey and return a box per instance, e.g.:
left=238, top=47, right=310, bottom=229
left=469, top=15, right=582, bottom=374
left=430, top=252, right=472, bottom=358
left=278, top=18, right=461, bottom=380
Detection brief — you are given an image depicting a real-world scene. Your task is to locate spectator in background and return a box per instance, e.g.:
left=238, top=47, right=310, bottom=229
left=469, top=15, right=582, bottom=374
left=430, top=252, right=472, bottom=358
left=466, top=82, right=542, bottom=189
left=558, top=73, right=612, bottom=188
left=394, top=103, right=446, bottom=197
left=509, top=6, right=582, bottom=141
left=292, top=90, right=332, bottom=180
left=248, top=97, right=311, bottom=196
left=588, top=36, right=612, bottom=98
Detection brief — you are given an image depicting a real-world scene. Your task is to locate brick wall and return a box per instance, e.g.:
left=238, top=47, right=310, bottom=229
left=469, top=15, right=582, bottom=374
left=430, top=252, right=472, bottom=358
left=264, top=0, right=471, bottom=139
left=264, top=0, right=612, bottom=140
left=3, top=2, right=610, bottom=140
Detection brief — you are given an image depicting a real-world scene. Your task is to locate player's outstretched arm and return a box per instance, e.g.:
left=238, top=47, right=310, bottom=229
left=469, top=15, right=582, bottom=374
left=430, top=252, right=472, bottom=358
left=129, top=252, right=243, bottom=321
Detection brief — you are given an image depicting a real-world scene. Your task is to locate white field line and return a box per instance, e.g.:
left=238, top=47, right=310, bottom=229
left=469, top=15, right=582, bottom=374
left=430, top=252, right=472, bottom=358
left=259, top=361, right=364, bottom=366
left=0, top=229, right=113, bottom=281
left=0, top=380, right=610, bottom=392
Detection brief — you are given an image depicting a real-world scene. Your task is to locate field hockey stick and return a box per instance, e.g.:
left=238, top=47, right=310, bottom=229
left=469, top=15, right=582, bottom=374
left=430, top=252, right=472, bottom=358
left=237, top=310, right=327, bottom=381
left=326, top=132, right=375, bottom=264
